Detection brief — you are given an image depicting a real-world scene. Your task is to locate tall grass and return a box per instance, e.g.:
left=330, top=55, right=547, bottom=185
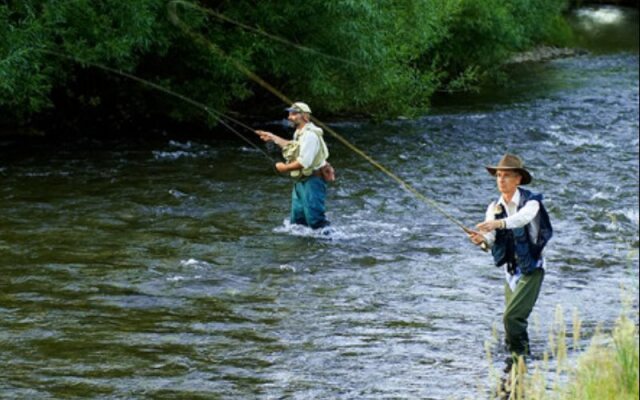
left=562, top=315, right=639, bottom=400
left=489, top=305, right=639, bottom=400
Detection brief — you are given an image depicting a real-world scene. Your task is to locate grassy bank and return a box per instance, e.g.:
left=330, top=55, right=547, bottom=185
left=491, top=305, right=639, bottom=400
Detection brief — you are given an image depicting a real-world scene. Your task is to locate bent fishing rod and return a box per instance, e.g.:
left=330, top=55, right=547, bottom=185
left=167, top=0, right=479, bottom=236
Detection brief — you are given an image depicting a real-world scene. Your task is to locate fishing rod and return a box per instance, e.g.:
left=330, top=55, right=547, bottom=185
left=36, top=48, right=278, bottom=169
left=167, top=1, right=478, bottom=235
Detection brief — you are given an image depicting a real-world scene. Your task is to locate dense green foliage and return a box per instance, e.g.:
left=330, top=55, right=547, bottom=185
left=0, top=0, right=571, bottom=131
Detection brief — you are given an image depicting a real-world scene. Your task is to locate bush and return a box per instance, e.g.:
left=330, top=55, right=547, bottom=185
left=0, top=0, right=572, bottom=131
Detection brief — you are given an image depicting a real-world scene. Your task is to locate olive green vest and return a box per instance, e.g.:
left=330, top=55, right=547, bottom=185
left=282, top=122, right=329, bottom=178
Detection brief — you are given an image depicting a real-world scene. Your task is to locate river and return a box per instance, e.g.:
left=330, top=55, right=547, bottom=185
left=1, top=5, right=638, bottom=400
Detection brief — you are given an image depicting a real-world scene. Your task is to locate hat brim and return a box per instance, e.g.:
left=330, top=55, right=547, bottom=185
left=285, top=107, right=310, bottom=113
left=486, top=166, right=532, bottom=185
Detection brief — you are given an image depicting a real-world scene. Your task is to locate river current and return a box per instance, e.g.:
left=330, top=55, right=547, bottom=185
left=1, top=6, right=638, bottom=400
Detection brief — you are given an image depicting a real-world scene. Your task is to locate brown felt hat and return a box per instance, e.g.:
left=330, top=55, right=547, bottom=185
left=486, top=154, right=532, bottom=185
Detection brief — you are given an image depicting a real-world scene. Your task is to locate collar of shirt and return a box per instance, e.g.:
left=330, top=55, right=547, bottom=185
left=294, top=122, right=314, bottom=140
left=499, top=188, right=520, bottom=215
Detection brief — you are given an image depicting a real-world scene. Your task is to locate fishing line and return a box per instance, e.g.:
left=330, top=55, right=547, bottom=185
left=168, top=1, right=474, bottom=233
left=36, top=48, right=278, bottom=168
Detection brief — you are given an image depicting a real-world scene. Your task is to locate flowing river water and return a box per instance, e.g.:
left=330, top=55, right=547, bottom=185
left=1, top=6, right=638, bottom=400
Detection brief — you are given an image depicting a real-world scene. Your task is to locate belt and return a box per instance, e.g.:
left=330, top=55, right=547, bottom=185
left=295, top=170, right=322, bottom=181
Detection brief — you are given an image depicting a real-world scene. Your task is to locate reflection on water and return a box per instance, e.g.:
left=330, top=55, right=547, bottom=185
left=576, top=7, right=626, bottom=25
left=569, top=5, right=639, bottom=53
left=1, top=6, right=639, bottom=400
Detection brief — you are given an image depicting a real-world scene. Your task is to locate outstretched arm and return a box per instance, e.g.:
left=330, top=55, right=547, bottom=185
left=255, top=130, right=291, bottom=148
left=476, top=200, right=540, bottom=232
left=469, top=202, right=499, bottom=248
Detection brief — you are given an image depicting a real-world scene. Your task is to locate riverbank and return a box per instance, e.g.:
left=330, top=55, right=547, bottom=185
left=0, top=0, right=576, bottom=133
left=1, top=3, right=636, bottom=138
left=495, top=309, right=639, bottom=400
left=507, top=46, right=588, bottom=64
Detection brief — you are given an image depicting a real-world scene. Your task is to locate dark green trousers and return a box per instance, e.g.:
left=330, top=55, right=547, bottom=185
left=503, top=268, right=544, bottom=356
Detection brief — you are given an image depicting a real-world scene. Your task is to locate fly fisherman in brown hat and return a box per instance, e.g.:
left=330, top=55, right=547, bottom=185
left=468, top=154, right=553, bottom=373
left=255, top=102, right=333, bottom=230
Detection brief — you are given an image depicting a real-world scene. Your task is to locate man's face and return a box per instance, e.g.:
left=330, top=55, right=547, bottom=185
left=287, top=111, right=305, bottom=127
left=496, top=170, right=522, bottom=196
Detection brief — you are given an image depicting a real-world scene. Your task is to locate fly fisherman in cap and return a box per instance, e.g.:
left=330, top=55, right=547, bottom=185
left=468, top=154, right=553, bottom=373
left=255, top=102, right=332, bottom=230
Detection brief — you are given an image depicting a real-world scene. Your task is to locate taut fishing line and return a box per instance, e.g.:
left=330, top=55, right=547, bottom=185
left=167, top=1, right=475, bottom=234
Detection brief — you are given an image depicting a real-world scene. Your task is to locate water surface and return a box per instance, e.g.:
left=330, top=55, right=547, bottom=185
left=1, top=6, right=638, bottom=400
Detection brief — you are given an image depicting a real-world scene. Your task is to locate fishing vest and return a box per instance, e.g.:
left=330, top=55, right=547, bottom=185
left=282, top=122, right=329, bottom=179
left=491, top=187, right=553, bottom=275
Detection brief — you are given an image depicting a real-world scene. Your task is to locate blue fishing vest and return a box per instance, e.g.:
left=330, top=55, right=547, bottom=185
left=491, top=188, right=553, bottom=275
